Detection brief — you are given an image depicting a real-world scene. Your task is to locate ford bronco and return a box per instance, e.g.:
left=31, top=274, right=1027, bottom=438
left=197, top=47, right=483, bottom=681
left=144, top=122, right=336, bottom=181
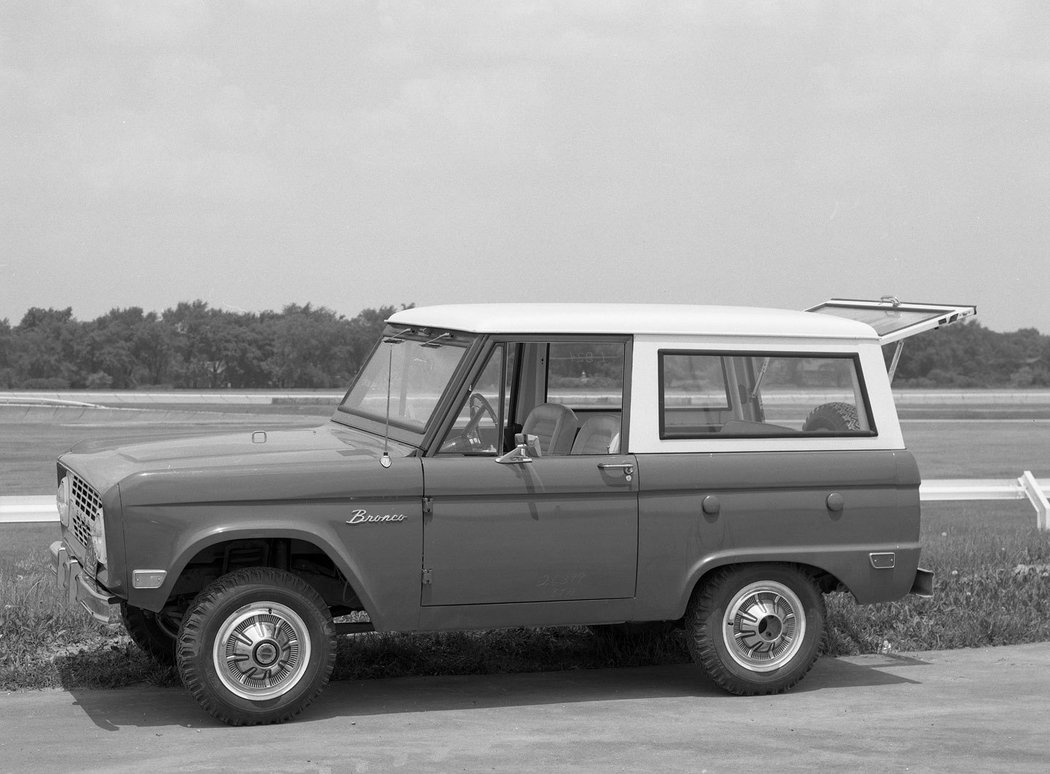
left=50, top=297, right=975, bottom=725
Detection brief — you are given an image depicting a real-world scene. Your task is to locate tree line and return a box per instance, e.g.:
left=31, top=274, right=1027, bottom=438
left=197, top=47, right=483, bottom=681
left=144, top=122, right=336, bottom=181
left=0, top=303, right=1048, bottom=390
left=890, top=319, right=1050, bottom=388
left=0, top=302, right=409, bottom=390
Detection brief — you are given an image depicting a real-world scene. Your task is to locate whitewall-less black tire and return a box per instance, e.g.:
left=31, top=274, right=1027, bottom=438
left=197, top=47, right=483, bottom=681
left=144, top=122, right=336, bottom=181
left=686, top=564, right=825, bottom=695
left=121, top=602, right=177, bottom=665
left=176, top=567, right=336, bottom=726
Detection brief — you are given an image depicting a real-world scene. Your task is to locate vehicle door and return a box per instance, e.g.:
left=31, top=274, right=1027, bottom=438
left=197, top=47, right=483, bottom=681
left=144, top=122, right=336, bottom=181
left=420, top=339, right=638, bottom=606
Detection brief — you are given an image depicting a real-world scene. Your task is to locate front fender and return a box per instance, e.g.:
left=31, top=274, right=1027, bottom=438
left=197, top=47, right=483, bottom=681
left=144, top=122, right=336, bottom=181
left=121, top=494, right=424, bottom=631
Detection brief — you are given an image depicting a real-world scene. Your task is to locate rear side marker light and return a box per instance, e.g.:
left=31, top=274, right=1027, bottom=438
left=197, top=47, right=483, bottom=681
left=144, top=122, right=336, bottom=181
left=869, top=552, right=896, bottom=569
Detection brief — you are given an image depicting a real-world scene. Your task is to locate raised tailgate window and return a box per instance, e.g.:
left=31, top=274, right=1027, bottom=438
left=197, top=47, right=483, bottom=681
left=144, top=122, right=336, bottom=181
left=810, top=304, right=946, bottom=337
left=807, top=299, right=976, bottom=344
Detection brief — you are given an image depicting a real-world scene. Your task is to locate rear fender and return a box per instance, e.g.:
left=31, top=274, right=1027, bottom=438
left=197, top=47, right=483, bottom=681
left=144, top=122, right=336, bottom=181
left=676, top=544, right=923, bottom=615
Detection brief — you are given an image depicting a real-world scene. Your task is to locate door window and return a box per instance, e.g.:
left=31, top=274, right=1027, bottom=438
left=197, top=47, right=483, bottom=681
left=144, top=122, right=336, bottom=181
left=437, top=339, right=628, bottom=456
left=546, top=342, right=625, bottom=410
left=438, top=344, right=507, bottom=455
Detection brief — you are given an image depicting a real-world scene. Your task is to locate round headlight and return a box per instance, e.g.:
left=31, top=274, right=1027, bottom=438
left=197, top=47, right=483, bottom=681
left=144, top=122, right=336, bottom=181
left=56, top=477, right=70, bottom=528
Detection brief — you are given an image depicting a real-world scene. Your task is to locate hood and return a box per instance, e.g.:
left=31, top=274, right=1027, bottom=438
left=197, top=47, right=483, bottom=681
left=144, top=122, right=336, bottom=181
left=59, top=422, right=416, bottom=500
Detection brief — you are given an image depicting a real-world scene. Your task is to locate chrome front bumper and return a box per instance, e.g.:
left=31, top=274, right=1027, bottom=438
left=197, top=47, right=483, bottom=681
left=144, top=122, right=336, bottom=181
left=50, top=541, right=117, bottom=623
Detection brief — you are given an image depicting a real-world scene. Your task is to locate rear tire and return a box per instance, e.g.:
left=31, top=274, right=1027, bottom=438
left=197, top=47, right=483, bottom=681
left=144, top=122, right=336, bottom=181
left=176, top=567, right=336, bottom=726
left=686, top=564, right=825, bottom=695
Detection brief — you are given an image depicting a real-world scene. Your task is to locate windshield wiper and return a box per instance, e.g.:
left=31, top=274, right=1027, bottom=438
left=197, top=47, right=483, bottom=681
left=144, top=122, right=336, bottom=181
left=382, top=327, right=413, bottom=344
left=421, top=332, right=452, bottom=348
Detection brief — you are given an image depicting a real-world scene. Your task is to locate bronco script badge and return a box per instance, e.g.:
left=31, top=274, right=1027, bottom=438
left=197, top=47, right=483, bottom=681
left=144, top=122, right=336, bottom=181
left=346, top=509, right=407, bottom=525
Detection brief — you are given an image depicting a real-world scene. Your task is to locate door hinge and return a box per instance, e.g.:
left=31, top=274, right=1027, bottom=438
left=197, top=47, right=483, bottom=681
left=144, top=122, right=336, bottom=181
left=422, top=496, right=433, bottom=515
left=421, top=568, right=432, bottom=586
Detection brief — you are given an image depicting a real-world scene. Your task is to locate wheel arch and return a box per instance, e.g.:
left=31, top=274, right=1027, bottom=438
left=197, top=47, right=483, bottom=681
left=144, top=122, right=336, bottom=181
left=675, top=551, right=848, bottom=619
left=126, top=526, right=377, bottom=623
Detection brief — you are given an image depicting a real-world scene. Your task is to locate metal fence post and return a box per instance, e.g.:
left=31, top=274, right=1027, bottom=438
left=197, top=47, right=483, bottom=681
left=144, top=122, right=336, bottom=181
left=1019, top=471, right=1049, bottom=531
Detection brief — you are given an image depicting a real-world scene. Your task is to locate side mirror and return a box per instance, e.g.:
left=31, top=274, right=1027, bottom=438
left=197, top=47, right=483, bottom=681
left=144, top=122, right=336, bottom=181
left=496, top=433, right=541, bottom=464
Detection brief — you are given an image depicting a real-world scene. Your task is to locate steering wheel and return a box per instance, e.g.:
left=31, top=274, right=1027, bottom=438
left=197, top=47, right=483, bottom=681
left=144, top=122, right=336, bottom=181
left=440, top=392, right=499, bottom=453
left=463, top=392, right=498, bottom=447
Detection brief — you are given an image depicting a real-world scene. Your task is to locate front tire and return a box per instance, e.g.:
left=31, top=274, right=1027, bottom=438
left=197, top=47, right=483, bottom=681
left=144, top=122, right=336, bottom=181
left=686, top=564, right=825, bottom=695
left=176, top=567, right=336, bottom=726
left=121, top=602, right=177, bottom=665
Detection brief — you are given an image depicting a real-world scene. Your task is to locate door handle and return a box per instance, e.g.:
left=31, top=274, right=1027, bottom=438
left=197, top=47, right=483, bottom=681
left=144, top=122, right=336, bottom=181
left=597, top=462, right=634, bottom=481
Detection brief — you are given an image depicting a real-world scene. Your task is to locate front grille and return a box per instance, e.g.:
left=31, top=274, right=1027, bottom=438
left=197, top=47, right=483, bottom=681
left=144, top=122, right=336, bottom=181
left=67, top=472, right=103, bottom=568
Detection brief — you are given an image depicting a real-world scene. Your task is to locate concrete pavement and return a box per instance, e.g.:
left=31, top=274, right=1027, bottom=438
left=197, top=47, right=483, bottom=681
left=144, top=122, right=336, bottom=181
left=1, top=643, right=1048, bottom=773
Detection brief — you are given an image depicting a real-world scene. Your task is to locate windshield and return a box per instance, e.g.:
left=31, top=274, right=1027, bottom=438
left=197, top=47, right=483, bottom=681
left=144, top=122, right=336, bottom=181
left=337, top=327, right=473, bottom=434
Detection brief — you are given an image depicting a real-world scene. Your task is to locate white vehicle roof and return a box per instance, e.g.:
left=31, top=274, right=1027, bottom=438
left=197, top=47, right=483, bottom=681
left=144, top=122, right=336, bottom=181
left=387, top=303, right=879, bottom=340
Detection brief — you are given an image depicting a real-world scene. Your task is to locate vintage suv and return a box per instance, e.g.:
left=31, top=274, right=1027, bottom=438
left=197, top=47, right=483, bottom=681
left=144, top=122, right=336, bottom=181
left=50, top=297, right=975, bottom=725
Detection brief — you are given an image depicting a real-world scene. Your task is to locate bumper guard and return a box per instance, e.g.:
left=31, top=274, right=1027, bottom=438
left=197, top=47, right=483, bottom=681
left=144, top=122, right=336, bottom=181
left=50, top=541, right=118, bottom=623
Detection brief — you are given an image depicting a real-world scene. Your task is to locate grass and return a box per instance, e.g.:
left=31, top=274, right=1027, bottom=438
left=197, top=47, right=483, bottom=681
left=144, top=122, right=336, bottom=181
left=901, top=419, right=1050, bottom=478
left=2, top=400, right=1049, bottom=691
left=826, top=501, right=1050, bottom=655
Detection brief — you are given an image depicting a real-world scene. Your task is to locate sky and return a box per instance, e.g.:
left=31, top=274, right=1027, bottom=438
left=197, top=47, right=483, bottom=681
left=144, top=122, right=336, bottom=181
left=2, top=1, right=1049, bottom=333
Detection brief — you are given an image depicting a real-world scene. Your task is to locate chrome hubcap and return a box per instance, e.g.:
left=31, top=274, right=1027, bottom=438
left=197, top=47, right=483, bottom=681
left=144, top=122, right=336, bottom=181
left=213, top=602, right=311, bottom=700
left=723, top=581, right=806, bottom=672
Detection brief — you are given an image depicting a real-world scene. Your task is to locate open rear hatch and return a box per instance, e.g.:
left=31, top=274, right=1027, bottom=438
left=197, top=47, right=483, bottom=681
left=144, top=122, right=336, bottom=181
left=807, top=297, right=977, bottom=380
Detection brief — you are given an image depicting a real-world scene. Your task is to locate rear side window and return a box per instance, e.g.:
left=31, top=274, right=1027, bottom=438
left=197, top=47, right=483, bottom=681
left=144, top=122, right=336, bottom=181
left=659, top=351, right=875, bottom=439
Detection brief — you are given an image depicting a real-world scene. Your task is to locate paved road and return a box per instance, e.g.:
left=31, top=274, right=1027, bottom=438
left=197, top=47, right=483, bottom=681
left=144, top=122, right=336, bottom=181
left=2, top=643, right=1048, bottom=773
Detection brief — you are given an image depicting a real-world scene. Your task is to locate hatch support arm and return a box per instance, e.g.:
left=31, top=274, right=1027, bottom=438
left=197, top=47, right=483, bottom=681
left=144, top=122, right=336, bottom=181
left=887, top=340, right=904, bottom=383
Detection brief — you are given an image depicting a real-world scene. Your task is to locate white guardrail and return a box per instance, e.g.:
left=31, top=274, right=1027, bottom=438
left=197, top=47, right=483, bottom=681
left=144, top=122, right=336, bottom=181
left=1, top=496, right=56, bottom=524
left=0, top=495, right=55, bottom=525
left=921, top=472, right=1048, bottom=530
left=2, top=474, right=1047, bottom=529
